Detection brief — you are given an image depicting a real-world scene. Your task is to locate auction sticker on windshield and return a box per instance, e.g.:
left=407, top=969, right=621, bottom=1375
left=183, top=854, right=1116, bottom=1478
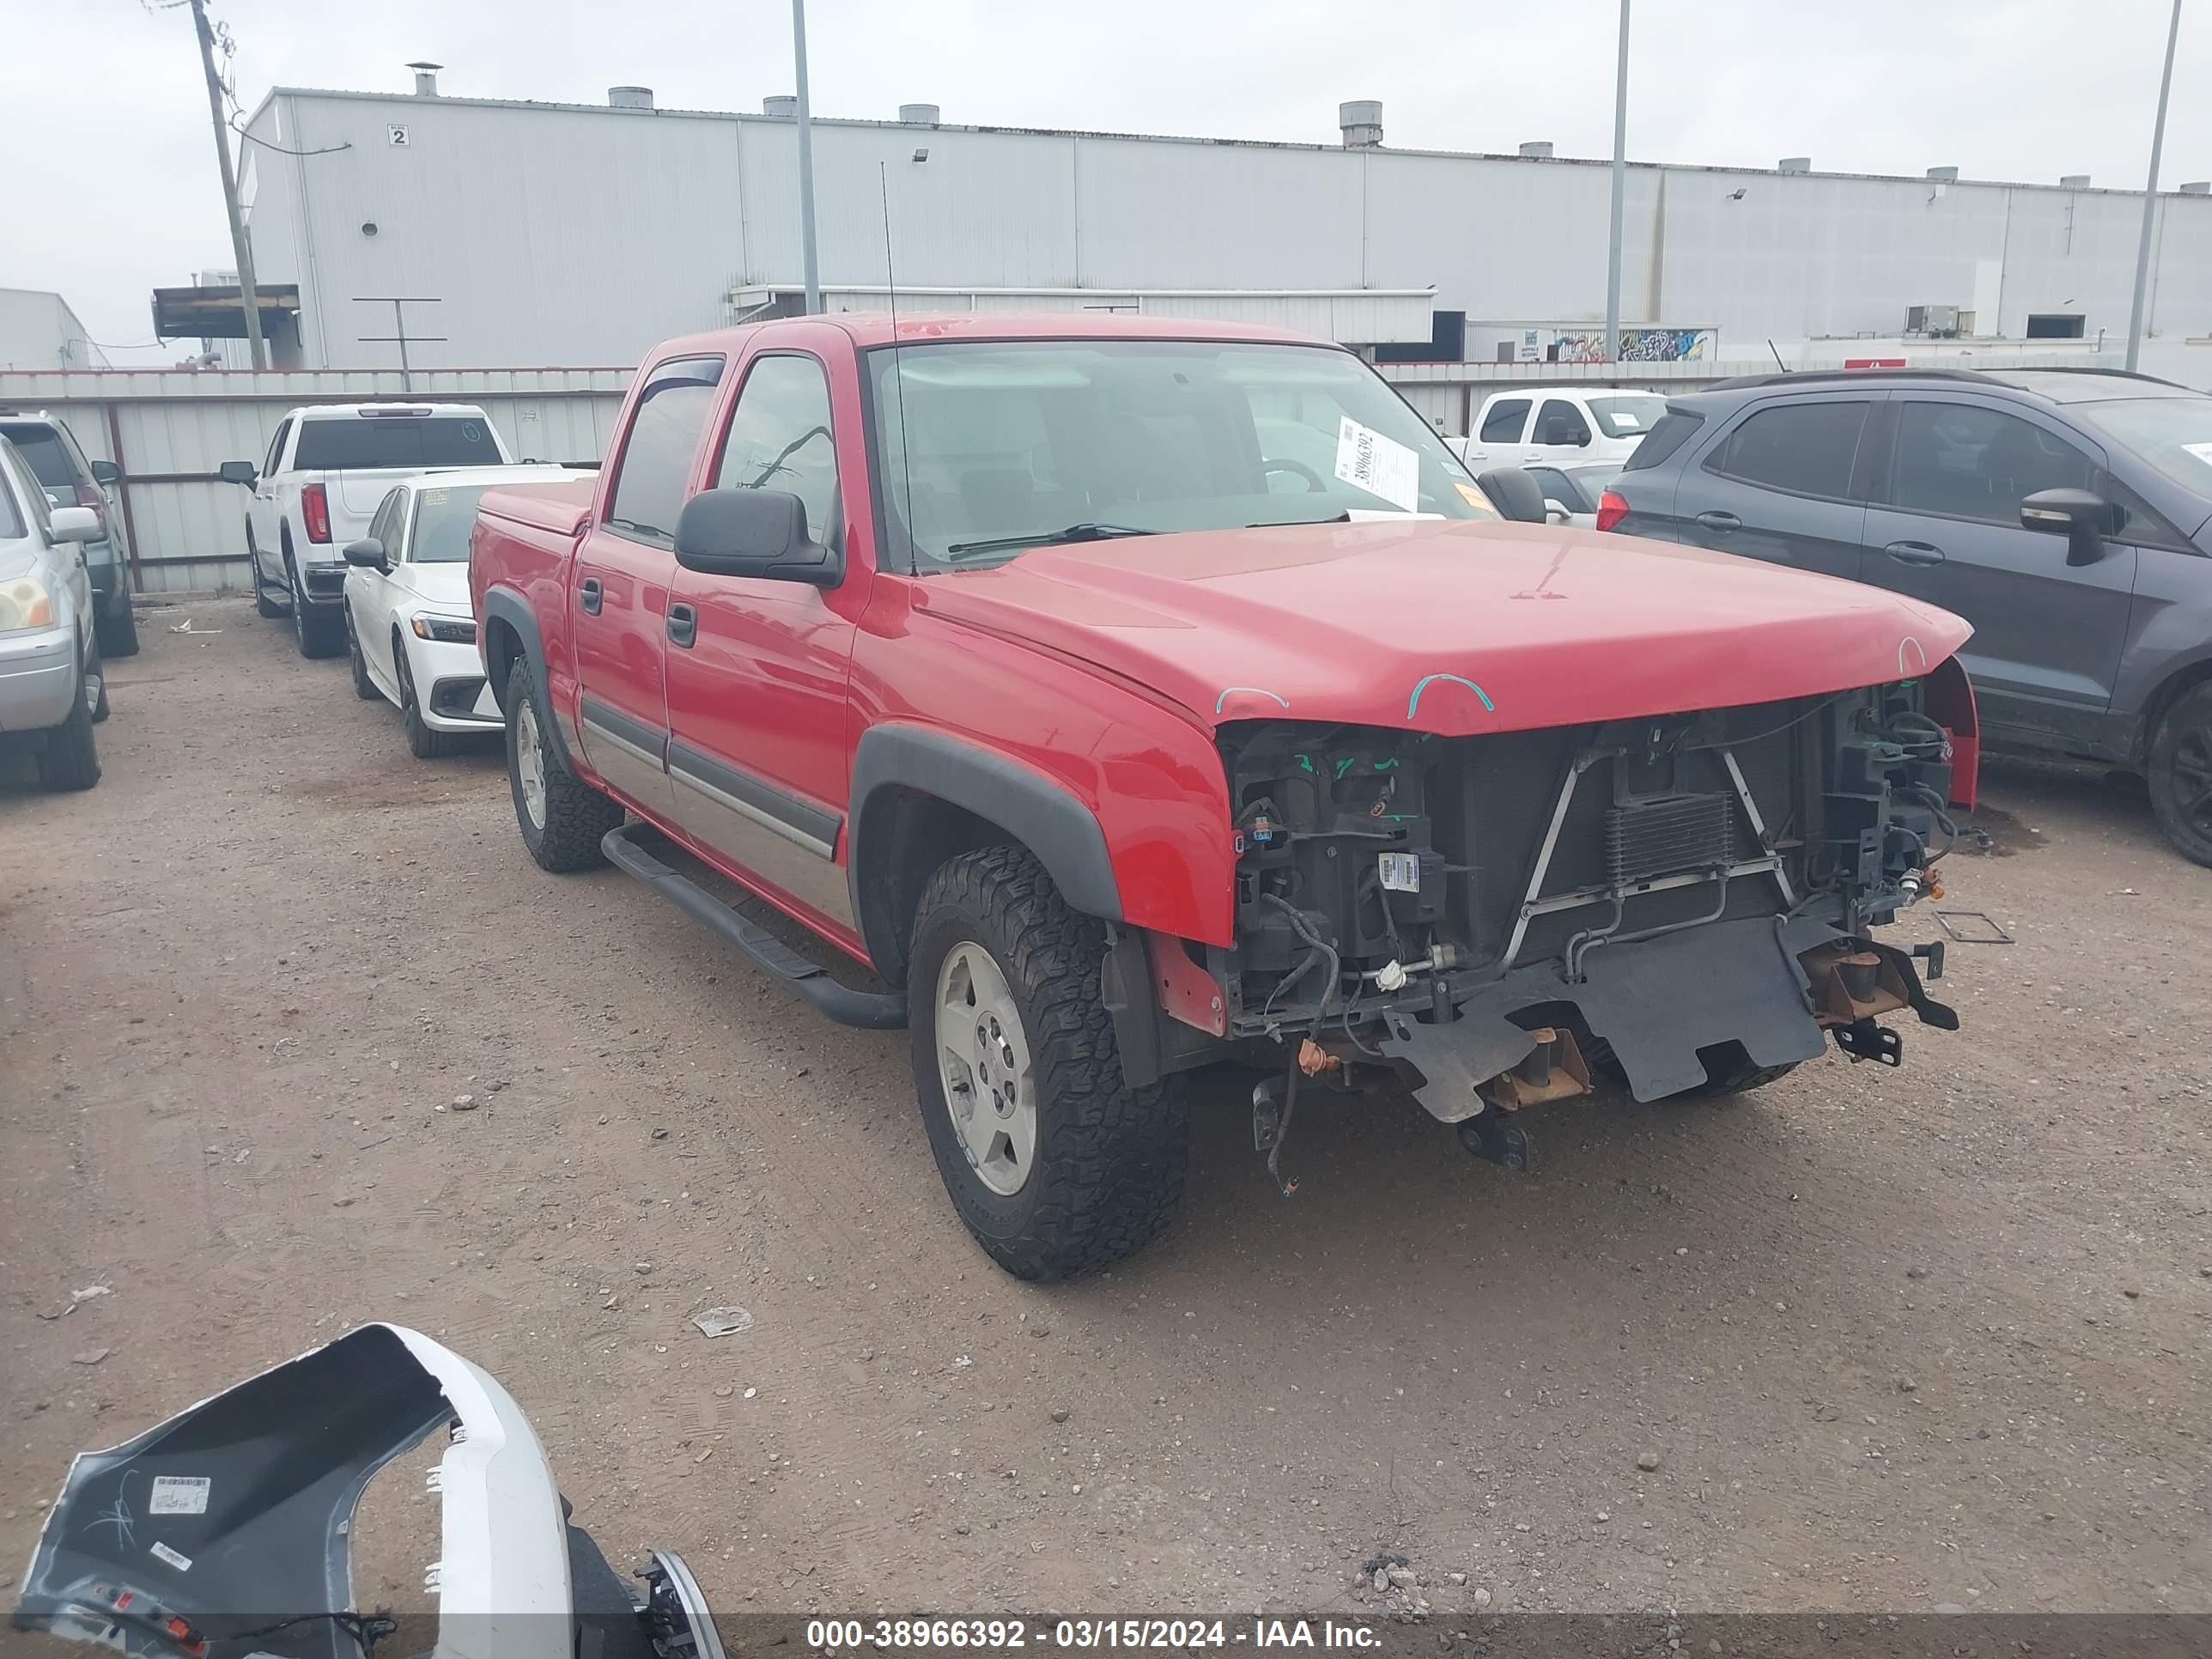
left=1334, top=416, right=1420, bottom=514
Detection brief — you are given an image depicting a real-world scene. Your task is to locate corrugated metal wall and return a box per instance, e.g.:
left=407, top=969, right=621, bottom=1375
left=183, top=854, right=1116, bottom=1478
left=238, top=89, right=2212, bottom=375
left=0, top=368, right=629, bottom=592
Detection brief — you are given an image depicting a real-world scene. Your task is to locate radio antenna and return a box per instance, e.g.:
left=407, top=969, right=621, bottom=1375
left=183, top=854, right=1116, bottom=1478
left=880, top=161, right=920, bottom=576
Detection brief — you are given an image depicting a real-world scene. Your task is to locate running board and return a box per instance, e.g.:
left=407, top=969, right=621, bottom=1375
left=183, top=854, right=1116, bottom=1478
left=601, top=824, right=907, bottom=1030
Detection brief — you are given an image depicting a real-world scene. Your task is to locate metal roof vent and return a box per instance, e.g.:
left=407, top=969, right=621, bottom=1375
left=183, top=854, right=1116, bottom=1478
left=407, top=61, right=442, bottom=98
left=1778, top=156, right=1811, bottom=173
left=899, top=103, right=940, bottom=125
left=1926, top=165, right=1960, bottom=182
left=2060, top=173, right=2090, bottom=188
left=2179, top=180, right=2209, bottom=194
left=1517, top=140, right=1554, bottom=159
left=763, top=94, right=798, bottom=118
left=1339, top=100, right=1382, bottom=149
left=609, top=86, right=655, bottom=110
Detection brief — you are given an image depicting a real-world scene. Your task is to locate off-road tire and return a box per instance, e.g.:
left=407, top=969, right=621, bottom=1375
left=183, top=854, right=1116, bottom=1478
left=288, top=556, right=343, bottom=659
left=248, top=526, right=286, bottom=617
left=346, top=607, right=380, bottom=699
left=396, top=641, right=454, bottom=758
left=506, top=657, right=622, bottom=872
left=96, top=598, right=139, bottom=659
left=2147, top=682, right=2212, bottom=868
left=35, top=641, right=100, bottom=792
left=907, top=845, right=1188, bottom=1281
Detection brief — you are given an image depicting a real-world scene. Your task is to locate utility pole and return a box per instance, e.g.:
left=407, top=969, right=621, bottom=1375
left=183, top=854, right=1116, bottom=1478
left=188, top=0, right=267, bottom=370
left=2125, top=0, right=2183, bottom=373
left=793, top=0, right=823, bottom=315
left=1603, top=0, right=1631, bottom=364
left=354, top=297, right=446, bottom=391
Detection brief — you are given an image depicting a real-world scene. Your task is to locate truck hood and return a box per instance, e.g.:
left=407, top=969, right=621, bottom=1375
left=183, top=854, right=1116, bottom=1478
left=915, top=519, right=1972, bottom=735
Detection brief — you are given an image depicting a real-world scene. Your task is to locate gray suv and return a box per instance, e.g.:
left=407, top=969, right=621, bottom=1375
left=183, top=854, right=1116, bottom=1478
left=1606, top=368, right=2212, bottom=864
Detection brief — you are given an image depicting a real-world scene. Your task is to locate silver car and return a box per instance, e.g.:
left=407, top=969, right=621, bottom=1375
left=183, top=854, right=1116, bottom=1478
left=0, top=434, right=107, bottom=790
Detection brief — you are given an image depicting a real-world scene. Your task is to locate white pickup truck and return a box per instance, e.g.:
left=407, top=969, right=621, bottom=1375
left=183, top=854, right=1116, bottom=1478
left=1450, top=386, right=1668, bottom=471
left=221, top=402, right=511, bottom=657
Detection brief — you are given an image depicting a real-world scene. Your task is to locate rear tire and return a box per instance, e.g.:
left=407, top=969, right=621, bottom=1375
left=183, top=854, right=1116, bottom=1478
left=289, top=558, right=343, bottom=659
left=2147, top=682, right=2212, bottom=868
left=506, top=657, right=623, bottom=872
left=908, top=845, right=1187, bottom=1281
left=96, top=597, right=139, bottom=659
left=35, top=641, right=101, bottom=792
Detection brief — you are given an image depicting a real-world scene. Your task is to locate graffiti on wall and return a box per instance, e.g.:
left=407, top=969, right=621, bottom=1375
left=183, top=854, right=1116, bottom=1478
left=1551, top=327, right=1716, bottom=363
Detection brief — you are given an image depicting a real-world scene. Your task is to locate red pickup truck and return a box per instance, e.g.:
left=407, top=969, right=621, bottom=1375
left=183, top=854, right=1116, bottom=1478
left=471, top=313, right=1978, bottom=1280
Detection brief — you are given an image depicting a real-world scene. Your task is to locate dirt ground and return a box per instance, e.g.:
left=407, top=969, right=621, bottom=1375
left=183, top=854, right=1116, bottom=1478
left=3, top=596, right=2209, bottom=1620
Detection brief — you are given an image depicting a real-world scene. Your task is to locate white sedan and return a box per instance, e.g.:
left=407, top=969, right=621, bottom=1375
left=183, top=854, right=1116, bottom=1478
left=340, top=465, right=578, bottom=757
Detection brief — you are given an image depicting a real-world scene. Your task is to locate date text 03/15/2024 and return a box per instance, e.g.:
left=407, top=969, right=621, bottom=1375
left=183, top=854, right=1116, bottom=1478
left=803, top=1620, right=1382, bottom=1650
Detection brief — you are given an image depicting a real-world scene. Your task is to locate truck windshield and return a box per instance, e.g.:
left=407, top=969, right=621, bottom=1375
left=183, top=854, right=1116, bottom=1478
left=2075, top=396, right=2212, bottom=500
left=865, top=340, right=1494, bottom=569
left=294, top=416, right=503, bottom=471
left=1585, top=395, right=1668, bottom=441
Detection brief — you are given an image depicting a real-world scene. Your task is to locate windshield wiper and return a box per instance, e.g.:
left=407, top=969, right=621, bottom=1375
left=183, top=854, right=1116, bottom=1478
left=943, top=522, right=1158, bottom=560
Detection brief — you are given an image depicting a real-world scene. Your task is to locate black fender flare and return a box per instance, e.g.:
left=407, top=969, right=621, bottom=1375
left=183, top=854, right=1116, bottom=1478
left=847, top=725, right=1124, bottom=973
left=477, top=589, right=574, bottom=770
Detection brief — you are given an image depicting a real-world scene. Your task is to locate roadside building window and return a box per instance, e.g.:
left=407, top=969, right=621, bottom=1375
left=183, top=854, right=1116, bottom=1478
left=1710, top=400, right=1869, bottom=500
left=1893, top=403, right=2094, bottom=525
left=605, top=356, right=726, bottom=546
left=712, top=355, right=842, bottom=544
left=1479, top=398, right=1531, bottom=443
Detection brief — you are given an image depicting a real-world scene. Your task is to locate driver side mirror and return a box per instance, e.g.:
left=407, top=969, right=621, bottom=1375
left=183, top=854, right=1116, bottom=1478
left=2020, top=488, right=2123, bottom=566
left=1541, top=416, right=1589, bottom=447
left=342, top=538, right=389, bottom=571
left=1543, top=499, right=1572, bottom=524
left=1475, top=467, right=1551, bottom=524
left=89, top=459, right=120, bottom=485
left=674, top=488, right=840, bottom=586
left=217, top=460, right=257, bottom=487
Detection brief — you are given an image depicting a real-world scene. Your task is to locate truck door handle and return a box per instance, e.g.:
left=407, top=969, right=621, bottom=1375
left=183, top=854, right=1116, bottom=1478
left=1882, top=540, right=1947, bottom=568
left=1694, top=511, right=1741, bottom=532
left=666, top=602, right=697, bottom=648
left=579, top=576, right=603, bottom=615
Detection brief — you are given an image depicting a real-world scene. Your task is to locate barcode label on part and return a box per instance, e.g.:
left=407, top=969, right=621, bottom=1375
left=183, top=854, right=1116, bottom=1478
left=1378, top=852, right=1421, bottom=892
left=149, top=1476, right=210, bottom=1515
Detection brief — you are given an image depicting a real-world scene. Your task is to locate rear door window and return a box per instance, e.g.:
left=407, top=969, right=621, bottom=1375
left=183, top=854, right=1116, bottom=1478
left=605, top=357, right=726, bottom=546
left=1479, top=398, right=1532, bottom=444
left=0, top=424, right=79, bottom=493
left=1535, top=399, right=1593, bottom=447
left=1889, top=401, right=2097, bottom=525
left=293, top=416, right=505, bottom=471
left=1708, top=400, right=1870, bottom=501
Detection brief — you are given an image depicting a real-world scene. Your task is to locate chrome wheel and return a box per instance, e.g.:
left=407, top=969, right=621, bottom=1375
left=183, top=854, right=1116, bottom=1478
left=934, top=941, right=1036, bottom=1196
left=515, top=696, right=549, bottom=829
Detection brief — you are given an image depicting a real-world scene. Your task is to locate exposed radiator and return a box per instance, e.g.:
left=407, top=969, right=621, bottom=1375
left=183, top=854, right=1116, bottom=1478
left=1606, top=793, right=1733, bottom=888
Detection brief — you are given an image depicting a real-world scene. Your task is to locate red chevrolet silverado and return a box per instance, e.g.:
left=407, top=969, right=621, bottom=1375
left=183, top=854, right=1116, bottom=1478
left=471, top=313, right=1978, bottom=1280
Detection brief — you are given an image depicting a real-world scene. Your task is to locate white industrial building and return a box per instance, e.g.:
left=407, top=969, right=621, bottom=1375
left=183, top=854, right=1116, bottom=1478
left=0, top=288, right=106, bottom=371
left=187, top=68, right=2212, bottom=399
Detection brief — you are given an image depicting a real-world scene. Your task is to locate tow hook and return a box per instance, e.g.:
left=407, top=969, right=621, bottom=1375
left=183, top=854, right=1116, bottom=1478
left=1483, top=1027, right=1593, bottom=1111
left=1457, top=1113, right=1533, bottom=1172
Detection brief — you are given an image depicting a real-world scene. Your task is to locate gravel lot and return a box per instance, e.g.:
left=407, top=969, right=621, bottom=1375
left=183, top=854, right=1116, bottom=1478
left=3, top=597, right=2209, bottom=1618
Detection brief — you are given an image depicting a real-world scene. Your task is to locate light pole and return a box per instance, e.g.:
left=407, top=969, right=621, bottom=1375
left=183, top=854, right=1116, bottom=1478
left=793, top=0, right=823, bottom=316
left=1604, top=0, right=1630, bottom=364
left=2125, top=0, right=2183, bottom=373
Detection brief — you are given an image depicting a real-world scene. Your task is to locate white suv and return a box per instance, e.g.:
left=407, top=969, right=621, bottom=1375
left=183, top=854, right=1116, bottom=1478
left=220, top=403, right=511, bottom=657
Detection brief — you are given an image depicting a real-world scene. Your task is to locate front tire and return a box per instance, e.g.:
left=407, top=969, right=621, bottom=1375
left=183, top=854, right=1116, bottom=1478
left=505, top=657, right=622, bottom=872
left=347, top=607, right=380, bottom=699
left=396, top=641, right=454, bottom=758
left=96, top=595, right=139, bottom=659
left=908, top=845, right=1187, bottom=1281
left=2148, top=682, right=2212, bottom=867
left=35, top=639, right=101, bottom=792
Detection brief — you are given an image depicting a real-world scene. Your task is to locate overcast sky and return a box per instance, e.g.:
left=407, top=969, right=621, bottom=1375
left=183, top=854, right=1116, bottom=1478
left=4, top=0, right=2205, bottom=366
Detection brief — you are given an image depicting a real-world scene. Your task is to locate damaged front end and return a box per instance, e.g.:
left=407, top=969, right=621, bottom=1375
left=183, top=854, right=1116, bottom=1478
left=1192, top=667, right=1969, bottom=1174
left=10, top=1324, right=720, bottom=1659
